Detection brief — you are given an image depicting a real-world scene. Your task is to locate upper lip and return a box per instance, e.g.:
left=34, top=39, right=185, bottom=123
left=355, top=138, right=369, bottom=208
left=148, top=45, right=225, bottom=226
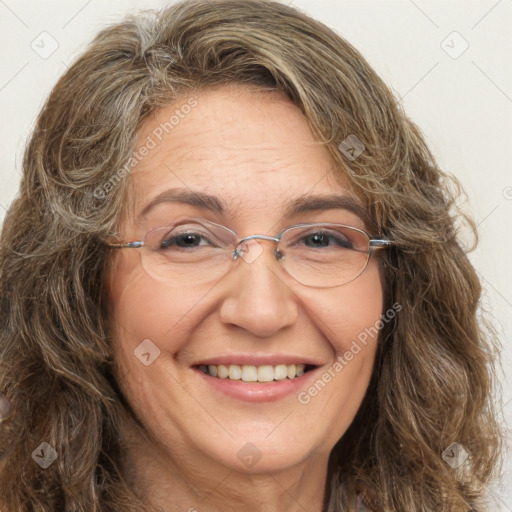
left=192, top=354, right=324, bottom=367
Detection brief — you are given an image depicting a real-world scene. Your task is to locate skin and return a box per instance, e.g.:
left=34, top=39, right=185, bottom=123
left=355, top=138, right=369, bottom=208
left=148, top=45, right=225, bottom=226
left=107, top=85, right=384, bottom=512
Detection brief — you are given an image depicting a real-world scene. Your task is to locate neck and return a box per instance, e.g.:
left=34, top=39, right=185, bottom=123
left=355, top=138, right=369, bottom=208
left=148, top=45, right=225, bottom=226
left=119, top=419, right=328, bottom=512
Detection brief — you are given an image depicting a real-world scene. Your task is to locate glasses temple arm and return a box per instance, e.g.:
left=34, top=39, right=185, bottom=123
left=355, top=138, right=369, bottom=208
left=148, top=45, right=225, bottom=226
left=369, top=239, right=391, bottom=249
left=107, top=241, right=145, bottom=249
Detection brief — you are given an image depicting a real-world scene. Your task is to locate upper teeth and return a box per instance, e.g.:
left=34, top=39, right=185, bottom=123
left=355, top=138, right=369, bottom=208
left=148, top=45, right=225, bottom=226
left=200, top=364, right=306, bottom=382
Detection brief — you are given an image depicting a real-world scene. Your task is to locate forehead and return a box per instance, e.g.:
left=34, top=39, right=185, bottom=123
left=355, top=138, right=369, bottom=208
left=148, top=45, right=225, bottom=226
left=124, top=85, right=362, bottom=225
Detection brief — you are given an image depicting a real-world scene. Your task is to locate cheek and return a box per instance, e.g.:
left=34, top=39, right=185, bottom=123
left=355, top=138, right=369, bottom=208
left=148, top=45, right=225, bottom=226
left=312, top=261, right=384, bottom=357
left=107, top=253, right=204, bottom=366
left=294, top=263, right=384, bottom=446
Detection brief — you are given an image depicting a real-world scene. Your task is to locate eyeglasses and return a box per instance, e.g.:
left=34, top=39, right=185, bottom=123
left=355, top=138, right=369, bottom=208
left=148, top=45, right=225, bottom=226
left=108, top=217, right=390, bottom=288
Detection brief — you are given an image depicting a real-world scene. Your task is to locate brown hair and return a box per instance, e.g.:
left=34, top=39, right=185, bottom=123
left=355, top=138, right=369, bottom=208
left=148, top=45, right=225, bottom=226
left=0, top=1, right=503, bottom=510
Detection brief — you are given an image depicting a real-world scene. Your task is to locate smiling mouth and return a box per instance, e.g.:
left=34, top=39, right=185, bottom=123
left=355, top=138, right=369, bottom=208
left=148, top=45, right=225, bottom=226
left=198, top=363, right=316, bottom=382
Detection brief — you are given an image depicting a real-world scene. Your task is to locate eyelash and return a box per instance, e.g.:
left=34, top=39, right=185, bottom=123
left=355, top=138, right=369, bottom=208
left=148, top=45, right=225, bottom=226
left=158, top=230, right=353, bottom=250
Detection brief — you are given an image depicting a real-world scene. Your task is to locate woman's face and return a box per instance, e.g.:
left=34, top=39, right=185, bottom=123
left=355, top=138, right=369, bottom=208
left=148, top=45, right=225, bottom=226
left=108, top=85, right=384, bottom=475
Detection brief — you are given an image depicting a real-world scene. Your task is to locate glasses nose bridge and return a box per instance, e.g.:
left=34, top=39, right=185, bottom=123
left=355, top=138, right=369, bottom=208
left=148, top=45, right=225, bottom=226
left=233, top=233, right=281, bottom=259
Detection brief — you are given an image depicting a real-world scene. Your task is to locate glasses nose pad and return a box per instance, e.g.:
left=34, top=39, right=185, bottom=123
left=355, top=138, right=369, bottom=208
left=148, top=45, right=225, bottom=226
left=274, top=246, right=284, bottom=261
left=232, top=238, right=248, bottom=260
left=232, top=237, right=283, bottom=265
left=232, top=238, right=264, bottom=264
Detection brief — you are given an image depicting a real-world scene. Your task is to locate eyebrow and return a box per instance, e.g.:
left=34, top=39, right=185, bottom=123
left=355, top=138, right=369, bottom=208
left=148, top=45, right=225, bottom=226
left=139, top=188, right=226, bottom=218
left=138, top=188, right=372, bottom=227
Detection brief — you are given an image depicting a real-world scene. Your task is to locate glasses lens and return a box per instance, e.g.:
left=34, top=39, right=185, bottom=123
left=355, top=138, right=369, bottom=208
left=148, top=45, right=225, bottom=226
left=140, top=219, right=236, bottom=285
left=278, top=224, right=370, bottom=287
left=135, top=220, right=372, bottom=288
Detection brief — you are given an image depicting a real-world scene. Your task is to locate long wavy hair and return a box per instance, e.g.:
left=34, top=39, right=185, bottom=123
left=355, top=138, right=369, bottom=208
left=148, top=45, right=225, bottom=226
left=0, top=1, right=503, bottom=510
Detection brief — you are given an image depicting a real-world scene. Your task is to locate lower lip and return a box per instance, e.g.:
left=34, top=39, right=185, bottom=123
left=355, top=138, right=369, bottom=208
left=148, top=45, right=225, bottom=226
left=193, top=367, right=319, bottom=403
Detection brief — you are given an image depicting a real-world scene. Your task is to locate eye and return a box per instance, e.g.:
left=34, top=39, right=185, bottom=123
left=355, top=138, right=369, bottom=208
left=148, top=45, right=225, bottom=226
left=159, top=230, right=216, bottom=249
left=300, top=229, right=354, bottom=249
left=151, top=220, right=237, bottom=252
left=160, top=231, right=211, bottom=249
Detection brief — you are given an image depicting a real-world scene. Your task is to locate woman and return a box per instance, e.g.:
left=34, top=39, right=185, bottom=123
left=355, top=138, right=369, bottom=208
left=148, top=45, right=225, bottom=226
left=0, top=0, right=502, bottom=510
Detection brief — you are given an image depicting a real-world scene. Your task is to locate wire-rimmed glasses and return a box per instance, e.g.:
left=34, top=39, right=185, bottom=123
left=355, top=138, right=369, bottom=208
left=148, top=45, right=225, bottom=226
left=108, top=217, right=390, bottom=288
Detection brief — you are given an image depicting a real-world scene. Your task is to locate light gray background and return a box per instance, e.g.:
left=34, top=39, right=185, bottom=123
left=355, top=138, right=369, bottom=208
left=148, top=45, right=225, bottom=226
left=1, top=0, right=511, bottom=508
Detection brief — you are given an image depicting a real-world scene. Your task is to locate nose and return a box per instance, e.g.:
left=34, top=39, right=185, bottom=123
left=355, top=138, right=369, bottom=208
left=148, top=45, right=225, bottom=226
left=217, top=239, right=299, bottom=338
